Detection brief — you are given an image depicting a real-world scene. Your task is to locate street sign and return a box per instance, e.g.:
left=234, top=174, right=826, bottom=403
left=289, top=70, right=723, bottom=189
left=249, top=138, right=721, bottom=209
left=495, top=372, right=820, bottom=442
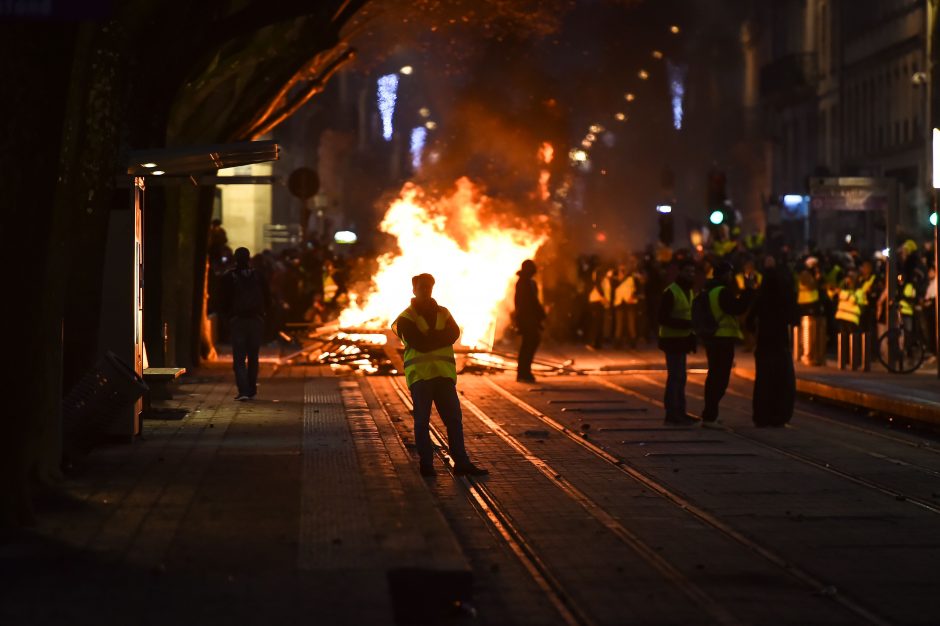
left=808, top=177, right=890, bottom=212
left=288, top=167, right=320, bottom=200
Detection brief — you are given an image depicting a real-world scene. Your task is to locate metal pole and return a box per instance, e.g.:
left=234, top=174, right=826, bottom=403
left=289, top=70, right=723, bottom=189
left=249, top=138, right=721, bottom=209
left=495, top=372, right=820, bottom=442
left=928, top=0, right=940, bottom=377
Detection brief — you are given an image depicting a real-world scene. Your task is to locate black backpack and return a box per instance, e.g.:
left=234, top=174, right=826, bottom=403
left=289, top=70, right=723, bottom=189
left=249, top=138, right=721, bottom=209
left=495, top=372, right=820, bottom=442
left=691, top=289, right=718, bottom=338
left=230, top=269, right=265, bottom=318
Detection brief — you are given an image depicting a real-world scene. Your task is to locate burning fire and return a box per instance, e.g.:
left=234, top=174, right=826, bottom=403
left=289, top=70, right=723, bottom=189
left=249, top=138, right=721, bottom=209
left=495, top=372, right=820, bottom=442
left=339, top=177, right=546, bottom=348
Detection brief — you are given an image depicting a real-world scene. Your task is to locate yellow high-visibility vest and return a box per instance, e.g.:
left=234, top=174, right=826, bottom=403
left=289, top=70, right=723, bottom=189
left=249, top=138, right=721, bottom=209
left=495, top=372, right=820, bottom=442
left=797, top=282, right=819, bottom=305
left=857, top=275, right=876, bottom=307
left=735, top=271, right=762, bottom=291
left=658, top=283, right=693, bottom=338
left=392, top=306, right=458, bottom=387
left=709, top=286, right=743, bottom=340
left=900, top=283, right=916, bottom=317
left=835, top=289, right=862, bottom=325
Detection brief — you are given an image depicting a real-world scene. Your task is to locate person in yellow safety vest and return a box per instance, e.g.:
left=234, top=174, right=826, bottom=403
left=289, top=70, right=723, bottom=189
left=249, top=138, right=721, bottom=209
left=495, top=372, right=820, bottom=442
left=322, top=263, right=339, bottom=304
left=588, top=267, right=613, bottom=349
left=796, top=256, right=822, bottom=316
left=391, top=273, right=488, bottom=478
left=899, top=277, right=918, bottom=335
left=614, top=263, right=640, bottom=349
left=735, top=258, right=761, bottom=351
left=701, top=260, right=754, bottom=427
left=834, top=272, right=863, bottom=334
left=658, top=260, right=697, bottom=425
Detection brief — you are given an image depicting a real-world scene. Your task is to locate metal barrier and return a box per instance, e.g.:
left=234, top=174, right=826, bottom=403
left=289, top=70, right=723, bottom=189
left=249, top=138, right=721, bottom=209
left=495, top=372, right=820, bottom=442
left=836, top=331, right=871, bottom=371
left=793, top=315, right=826, bottom=365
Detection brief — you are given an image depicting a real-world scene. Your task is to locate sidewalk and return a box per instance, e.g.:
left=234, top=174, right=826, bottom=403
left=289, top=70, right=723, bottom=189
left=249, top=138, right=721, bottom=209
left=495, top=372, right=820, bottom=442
left=535, top=343, right=940, bottom=426
left=1, top=362, right=473, bottom=626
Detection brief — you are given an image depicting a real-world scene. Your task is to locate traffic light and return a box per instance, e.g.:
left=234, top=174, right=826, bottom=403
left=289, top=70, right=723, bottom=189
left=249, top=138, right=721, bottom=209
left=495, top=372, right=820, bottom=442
left=707, top=170, right=733, bottom=227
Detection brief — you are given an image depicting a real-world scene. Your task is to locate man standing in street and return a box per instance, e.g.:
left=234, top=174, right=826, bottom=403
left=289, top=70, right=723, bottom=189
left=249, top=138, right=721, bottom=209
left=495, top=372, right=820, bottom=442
left=513, top=260, right=546, bottom=383
left=657, top=260, right=698, bottom=426
left=393, top=274, right=488, bottom=478
left=701, top=261, right=754, bottom=426
left=220, top=247, right=270, bottom=401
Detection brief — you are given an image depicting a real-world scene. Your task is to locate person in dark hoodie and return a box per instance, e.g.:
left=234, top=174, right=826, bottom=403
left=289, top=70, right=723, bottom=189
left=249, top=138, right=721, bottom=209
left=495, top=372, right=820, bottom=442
left=700, top=260, right=755, bottom=427
left=392, top=274, right=488, bottom=478
left=219, top=247, right=270, bottom=401
left=657, top=260, right=698, bottom=425
left=513, top=259, right=546, bottom=383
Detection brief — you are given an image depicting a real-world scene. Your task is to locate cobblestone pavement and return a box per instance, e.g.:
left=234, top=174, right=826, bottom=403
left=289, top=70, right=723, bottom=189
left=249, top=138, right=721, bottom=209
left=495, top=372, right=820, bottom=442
left=3, top=357, right=939, bottom=625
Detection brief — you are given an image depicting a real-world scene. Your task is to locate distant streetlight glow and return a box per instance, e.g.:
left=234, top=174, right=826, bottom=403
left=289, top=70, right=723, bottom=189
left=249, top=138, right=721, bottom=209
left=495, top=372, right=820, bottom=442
left=141, top=162, right=157, bottom=168
left=418, top=107, right=430, bottom=118
left=625, top=92, right=635, bottom=102
left=589, top=124, right=604, bottom=134
left=334, top=230, right=358, bottom=244
left=709, top=210, right=724, bottom=225
left=652, top=50, right=664, bottom=60
left=377, top=74, right=399, bottom=141
left=670, top=25, right=680, bottom=34
left=933, top=128, right=940, bottom=188
left=569, top=149, right=588, bottom=162
left=425, top=120, right=437, bottom=130
left=614, top=112, right=626, bottom=121
left=656, top=204, right=672, bottom=214
left=585, top=133, right=596, bottom=142
left=400, top=65, right=413, bottom=75
left=638, top=69, right=649, bottom=80
left=581, top=139, right=592, bottom=148
left=783, top=194, right=804, bottom=207
left=151, top=170, right=165, bottom=176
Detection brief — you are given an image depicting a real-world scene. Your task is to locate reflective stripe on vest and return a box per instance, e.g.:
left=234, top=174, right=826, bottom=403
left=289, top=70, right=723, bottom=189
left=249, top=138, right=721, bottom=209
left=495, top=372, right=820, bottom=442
left=835, top=290, right=861, bottom=325
left=393, top=306, right=458, bottom=386
left=709, top=286, right=743, bottom=340
left=658, top=283, right=693, bottom=338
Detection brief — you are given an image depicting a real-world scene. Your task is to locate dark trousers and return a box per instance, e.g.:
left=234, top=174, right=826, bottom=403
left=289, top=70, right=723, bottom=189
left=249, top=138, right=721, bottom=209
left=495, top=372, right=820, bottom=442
left=231, top=317, right=263, bottom=396
left=663, top=350, right=688, bottom=419
left=702, top=339, right=735, bottom=422
left=614, top=304, right=639, bottom=348
left=589, top=303, right=607, bottom=348
left=410, top=377, right=469, bottom=468
left=517, top=328, right=541, bottom=379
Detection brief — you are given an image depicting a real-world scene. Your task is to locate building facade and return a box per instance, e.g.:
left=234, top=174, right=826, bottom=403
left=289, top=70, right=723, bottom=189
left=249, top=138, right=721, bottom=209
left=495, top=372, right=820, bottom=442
left=757, top=0, right=934, bottom=250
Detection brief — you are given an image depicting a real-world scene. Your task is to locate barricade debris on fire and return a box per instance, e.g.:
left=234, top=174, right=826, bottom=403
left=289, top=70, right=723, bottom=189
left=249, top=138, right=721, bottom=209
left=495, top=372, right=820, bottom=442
left=273, top=322, right=580, bottom=377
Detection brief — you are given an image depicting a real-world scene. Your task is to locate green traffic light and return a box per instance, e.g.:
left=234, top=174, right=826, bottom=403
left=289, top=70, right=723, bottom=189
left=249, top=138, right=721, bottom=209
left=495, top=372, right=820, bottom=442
left=709, top=210, right=724, bottom=225
left=931, top=212, right=938, bottom=227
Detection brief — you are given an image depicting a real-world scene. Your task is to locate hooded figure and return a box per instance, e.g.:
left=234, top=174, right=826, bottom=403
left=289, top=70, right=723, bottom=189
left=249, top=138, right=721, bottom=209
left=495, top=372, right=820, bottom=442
left=514, top=259, right=546, bottom=383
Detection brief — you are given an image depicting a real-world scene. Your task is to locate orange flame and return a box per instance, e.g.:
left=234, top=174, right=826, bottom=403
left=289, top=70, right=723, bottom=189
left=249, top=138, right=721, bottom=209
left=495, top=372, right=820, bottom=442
left=339, top=177, right=546, bottom=348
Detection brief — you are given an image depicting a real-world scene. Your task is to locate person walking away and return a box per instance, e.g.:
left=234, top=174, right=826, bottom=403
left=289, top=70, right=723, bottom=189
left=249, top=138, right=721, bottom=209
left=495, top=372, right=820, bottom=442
left=749, top=255, right=797, bottom=426
left=657, top=260, right=698, bottom=426
left=614, top=263, right=640, bottom=349
left=220, top=247, right=270, bottom=400
left=513, top=260, right=546, bottom=383
left=701, top=261, right=754, bottom=426
left=392, top=274, right=488, bottom=477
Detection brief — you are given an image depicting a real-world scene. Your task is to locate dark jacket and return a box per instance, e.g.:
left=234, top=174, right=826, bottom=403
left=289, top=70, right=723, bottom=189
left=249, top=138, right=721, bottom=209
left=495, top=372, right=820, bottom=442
left=396, top=298, right=460, bottom=352
left=514, top=276, right=546, bottom=332
left=220, top=267, right=270, bottom=320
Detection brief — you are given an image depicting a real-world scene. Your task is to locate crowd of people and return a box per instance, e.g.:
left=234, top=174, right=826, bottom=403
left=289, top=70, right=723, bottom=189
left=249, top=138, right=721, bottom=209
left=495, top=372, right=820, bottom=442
left=552, top=230, right=938, bottom=366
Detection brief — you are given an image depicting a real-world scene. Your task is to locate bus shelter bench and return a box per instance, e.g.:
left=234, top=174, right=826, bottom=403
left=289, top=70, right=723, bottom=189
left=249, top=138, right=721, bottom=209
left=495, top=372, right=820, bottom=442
left=143, top=367, right=186, bottom=401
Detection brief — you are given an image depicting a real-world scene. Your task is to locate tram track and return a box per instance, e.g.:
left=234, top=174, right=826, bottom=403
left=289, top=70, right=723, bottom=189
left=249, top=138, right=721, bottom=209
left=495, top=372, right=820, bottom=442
left=611, top=373, right=940, bottom=515
left=385, top=377, right=592, bottom=626
left=479, top=376, right=893, bottom=626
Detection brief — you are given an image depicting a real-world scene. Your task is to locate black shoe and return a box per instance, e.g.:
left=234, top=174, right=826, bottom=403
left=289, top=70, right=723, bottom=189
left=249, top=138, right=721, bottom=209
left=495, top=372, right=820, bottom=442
left=516, top=374, right=536, bottom=383
left=454, top=463, right=489, bottom=476
left=419, top=465, right=437, bottom=477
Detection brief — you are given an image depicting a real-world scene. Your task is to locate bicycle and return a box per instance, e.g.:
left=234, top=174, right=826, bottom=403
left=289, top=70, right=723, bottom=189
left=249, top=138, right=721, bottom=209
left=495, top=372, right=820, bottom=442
left=877, top=306, right=926, bottom=374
